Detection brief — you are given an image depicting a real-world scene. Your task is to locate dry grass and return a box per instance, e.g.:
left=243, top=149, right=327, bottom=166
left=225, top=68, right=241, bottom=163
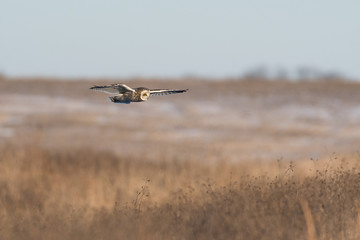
left=1, top=77, right=360, bottom=239
left=1, top=143, right=360, bottom=240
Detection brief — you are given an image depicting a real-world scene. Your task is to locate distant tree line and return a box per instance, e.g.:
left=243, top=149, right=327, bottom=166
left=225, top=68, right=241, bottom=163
left=243, top=66, right=346, bottom=81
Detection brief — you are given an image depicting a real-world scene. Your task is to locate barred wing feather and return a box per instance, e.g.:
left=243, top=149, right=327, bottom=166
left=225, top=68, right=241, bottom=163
left=90, top=84, right=135, bottom=94
left=150, top=89, right=188, bottom=96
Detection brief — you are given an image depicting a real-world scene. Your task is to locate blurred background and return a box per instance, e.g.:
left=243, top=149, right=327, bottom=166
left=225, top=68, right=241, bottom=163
left=1, top=0, right=360, bottom=163
left=1, top=0, right=360, bottom=79
left=2, top=2, right=360, bottom=238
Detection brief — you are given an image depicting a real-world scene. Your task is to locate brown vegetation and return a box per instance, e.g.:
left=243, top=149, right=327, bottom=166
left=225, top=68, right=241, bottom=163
left=1, top=144, right=360, bottom=240
left=1, top=77, right=360, bottom=239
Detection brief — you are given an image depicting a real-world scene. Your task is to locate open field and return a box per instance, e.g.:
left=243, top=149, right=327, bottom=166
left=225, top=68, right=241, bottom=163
left=1, top=144, right=360, bottom=240
left=1, top=77, right=360, bottom=161
left=1, top=77, right=360, bottom=239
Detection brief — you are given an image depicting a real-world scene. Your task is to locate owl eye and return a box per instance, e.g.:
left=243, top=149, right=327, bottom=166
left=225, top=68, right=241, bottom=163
left=141, top=91, right=150, bottom=100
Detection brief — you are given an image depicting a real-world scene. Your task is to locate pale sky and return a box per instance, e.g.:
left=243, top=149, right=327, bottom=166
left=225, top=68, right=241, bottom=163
left=1, top=0, right=360, bottom=79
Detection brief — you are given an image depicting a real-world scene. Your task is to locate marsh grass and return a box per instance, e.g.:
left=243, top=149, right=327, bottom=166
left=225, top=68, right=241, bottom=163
left=0, top=145, right=360, bottom=240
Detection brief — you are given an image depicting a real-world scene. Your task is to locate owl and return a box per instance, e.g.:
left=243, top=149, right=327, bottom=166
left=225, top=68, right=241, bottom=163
left=90, top=84, right=188, bottom=104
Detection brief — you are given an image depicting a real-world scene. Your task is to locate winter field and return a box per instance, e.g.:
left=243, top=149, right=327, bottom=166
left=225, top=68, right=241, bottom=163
left=1, top=77, right=360, bottom=239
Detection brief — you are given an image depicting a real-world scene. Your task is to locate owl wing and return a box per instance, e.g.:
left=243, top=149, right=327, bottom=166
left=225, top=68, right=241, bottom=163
left=90, top=84, right=135, bottom=94
left=149, top=89, right=188, bottom=96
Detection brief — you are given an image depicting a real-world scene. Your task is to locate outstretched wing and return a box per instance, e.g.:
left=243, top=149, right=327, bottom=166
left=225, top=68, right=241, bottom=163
left=90, top=84, right=135, bottom=94
left=149, top=89, right=188, bottom=96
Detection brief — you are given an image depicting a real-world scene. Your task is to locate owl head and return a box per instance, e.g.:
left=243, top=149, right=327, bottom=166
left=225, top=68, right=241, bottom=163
left=140, top=89, right=151, bottom=101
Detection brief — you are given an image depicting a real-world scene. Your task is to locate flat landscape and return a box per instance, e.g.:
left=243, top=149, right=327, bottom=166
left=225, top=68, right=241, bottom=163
left=2, top=77, right=360, bottom=161
left=1, top=77, right=360, bottom=239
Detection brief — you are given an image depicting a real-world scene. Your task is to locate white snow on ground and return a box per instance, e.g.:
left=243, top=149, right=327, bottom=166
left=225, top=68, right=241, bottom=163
left=1, top=90, right=359, bottom=161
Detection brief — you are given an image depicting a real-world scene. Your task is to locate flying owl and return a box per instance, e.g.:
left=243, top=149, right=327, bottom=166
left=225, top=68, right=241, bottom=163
left=90, top=83, right=188, bottom=104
